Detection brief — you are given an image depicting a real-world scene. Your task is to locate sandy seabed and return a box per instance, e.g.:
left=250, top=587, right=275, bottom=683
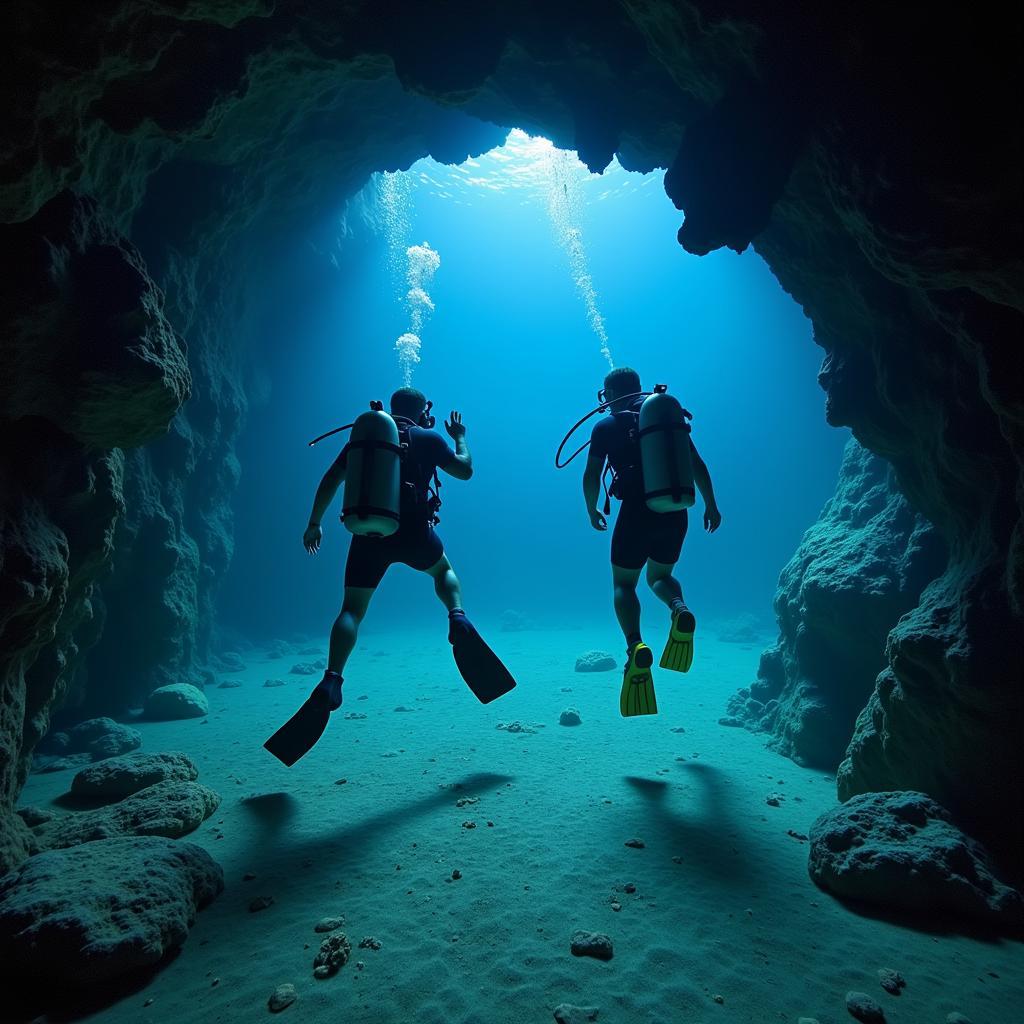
left=20, top=622, right=1024, bottom=1024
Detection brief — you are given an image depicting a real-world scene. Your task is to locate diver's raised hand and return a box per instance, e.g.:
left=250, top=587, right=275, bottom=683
left=303, top=523, right=323, bottom=554
left=703, top=503, right=722, bottom=533
left=588, top=508, right=607, bottom=532
left=445, top=410, right=466, bottom=440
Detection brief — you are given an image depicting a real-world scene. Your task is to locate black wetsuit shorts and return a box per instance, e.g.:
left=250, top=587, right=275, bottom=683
left=344, top=524, right=444, bottom=589
left=611, top=500, right=688, bottom=570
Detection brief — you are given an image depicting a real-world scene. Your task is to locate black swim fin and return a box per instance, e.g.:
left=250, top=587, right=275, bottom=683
left=264, top=673, right=343, bottom=767
left=448, top=612, right=516, bottom=704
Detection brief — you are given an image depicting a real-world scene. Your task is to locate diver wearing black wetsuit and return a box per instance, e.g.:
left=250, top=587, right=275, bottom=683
left=582, top=366, right=722, bottom=716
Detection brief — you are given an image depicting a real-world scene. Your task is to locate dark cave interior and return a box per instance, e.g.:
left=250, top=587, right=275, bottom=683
left=0, top=0, right=1021, bottom=1006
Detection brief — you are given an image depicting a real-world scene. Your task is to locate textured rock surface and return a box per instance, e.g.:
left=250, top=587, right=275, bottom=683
left=0, top=2, right=1021, bottom=871
left=0, top=836, right=223, bottom=984
left=71, top=751, right=198, bottom=799
left=33, top=781, right=221, bottom=850
left=575, top=651, right=617, bottom=673
left=144, top=683, right=210, bottom=721
left=726, top=440, right=945, bottom=767
left=809, top=792, right=1024, bottom=928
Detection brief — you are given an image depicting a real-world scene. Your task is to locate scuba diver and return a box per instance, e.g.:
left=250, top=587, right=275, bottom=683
left=557, top=367, right=721, bottom=717
left=265, top=387, right=515, bottom=766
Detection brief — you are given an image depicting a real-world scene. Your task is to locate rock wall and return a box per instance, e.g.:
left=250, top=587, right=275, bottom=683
left=726, top=440, right=946, bottom=768
left=0, top=192, right=189, bottom=870
left=1, top=2, right=1021, bottom=870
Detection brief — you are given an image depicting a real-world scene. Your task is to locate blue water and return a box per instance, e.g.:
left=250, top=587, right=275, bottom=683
left=223, top=131, right=847, bottom=641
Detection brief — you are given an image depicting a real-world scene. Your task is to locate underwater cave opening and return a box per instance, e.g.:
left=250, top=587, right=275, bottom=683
left=221, top=129, right=849, bottom=643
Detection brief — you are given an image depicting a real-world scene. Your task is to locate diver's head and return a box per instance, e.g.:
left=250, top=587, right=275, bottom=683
left=390, top=387, right=428, bottom=422
left=601, top=366, right=641, bottom=408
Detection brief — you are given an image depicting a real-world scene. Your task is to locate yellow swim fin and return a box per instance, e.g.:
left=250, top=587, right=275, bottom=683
left=620, top=642, right=658, bottom=717
left=660, top=607, right=696, bottom=673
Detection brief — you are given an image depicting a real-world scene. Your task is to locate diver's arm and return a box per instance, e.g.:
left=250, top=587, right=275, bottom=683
left=583, top=453, right=607, bottom=531
left=304, top=456, right=346, bottom=553
left=693, top=453, right=722, bottom=533
left=442, top=410, right=473, bottom=480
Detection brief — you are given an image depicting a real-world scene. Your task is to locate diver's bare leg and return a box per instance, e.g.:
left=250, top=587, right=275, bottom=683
left=426, top=555, right=463, bottom=612
left=612, top=564, right=644, bottom=643
left=646, top=559, right=685, bottom=610
left=328, top=586, right=374, bottom=674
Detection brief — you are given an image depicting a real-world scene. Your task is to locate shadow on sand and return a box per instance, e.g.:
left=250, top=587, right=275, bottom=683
left=624, top=762, right=759, bottom=886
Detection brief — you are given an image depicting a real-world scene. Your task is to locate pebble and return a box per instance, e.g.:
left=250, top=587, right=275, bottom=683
left=249, top=895, right=274, bottom=912
left=846, top=991, right=886, bottom=1023
left=945, top=1015, right=973, bottom=1024
left=877, top=968, right=906, bottom=995
left=217, top=681, right=242, bottom=688
left=570, top=930, right=614, bottom=961
left=393, top=705, right=415, bottom=712
left=712, top=994, right=724, bottom=1004
left=356, top=961, right=365, bottom=970
left=553, top=1005, right=600, bottom=1024
left=623, top=883, right=636, bottom=894
left=610, top=901, right=621, bottom=912
left=314, top=917, right=345, bottom=933
left=797, top=1018, right=820, bottom=1024
left=455, top=797, right=479, bottom=807
left=624, top=838, right=645, bottom=848
left=263, top=679, right=285, bottom=688
left=268, top=983, right=297, bottom=1012
left=766, top=794, right=782, bottom=807
left=242, top=872, right=257, bottom=881
left=335, top=778, right=347, bottom=785
left=451, top=869, right=462, bottom=880
left=669, top=726, right=685, bottom=733
left=462, top=821, right=476, bottom=829
left=358, top=936, right=382, bottom=950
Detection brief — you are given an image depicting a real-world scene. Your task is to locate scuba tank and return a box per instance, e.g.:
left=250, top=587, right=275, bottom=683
left=310, top=399, right=442, bottom=536
left=638, top=390, right=695, bottom=512
left=554, top=383, right=695, bottom=514
left=340, top=405, right=402, bottom=537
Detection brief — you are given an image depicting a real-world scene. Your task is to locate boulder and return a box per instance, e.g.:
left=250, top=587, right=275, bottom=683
left=71, top=752, right=199, bottom=800
left=575, top=651, right=616, bottom=673
left=46, top=717, right=142, bottom=760
left=144, top=683, right=209, bottom=721
left=34, top=781, right=220, bottom=849
left=808, top=791, right=1024, bottom=927
left=0, top=836, right=223, bottom=984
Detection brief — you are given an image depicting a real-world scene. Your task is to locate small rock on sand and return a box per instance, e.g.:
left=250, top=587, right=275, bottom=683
left=290, top=662, right=318, bottom=675
left=945, top=1014, right=973, bottom=1024
left=268, top=983, right=297, bottom=1012
left=575, top=651, right=616, bottom=673
left=358, top=936, right=382, bottom=950
left=797, top=1018, right=821, bottom=1024
left=217, top=680, right=242, bottom=688
left=264, top=679, right=285, bottom=688
left=314, top=917, right=344, bottom=933
left=553, top=1005, right=600, bottom=1023
left=249, top=895, right=274, bottom=912
left=877, top=968, right=905, bottom=995
left=559, top=709, right=582, bottom=726
left=312, top=933, right=351, bottom=978
left=393, top=706, right=415, bottom=712
left=846, top=991, right=886, bottom=1023
left=624, top=838, right=645, bottom=849
left=570, top=931, right=613, bottom=961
